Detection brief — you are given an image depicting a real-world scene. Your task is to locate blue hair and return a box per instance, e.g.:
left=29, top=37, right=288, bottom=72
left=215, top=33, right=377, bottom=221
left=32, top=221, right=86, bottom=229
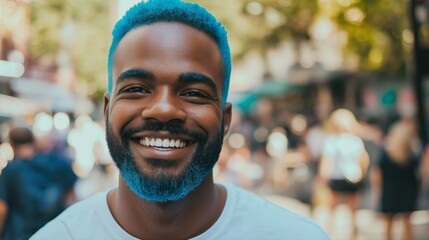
left=107, top=0, right=231, bottom=105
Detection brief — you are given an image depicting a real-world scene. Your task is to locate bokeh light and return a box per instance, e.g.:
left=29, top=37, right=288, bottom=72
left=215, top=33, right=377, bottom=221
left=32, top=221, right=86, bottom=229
left=246, top=1, right=263, bottom=16
left=254, top=127, right=270, bottom=143
left=291, top=114, right=308, bottom=135
left=53, top=112, right=70, bottom=131
left=67, top=115, right=105, bottom=177
left=33, top=112, right=53, bottom=136
left=0, top=60, right=25, bottom=78
left=266, top=128, right=288, bottom=158
left=344, top=7, right=365, bottom=25
left=228, top=133, right=246, bottom=149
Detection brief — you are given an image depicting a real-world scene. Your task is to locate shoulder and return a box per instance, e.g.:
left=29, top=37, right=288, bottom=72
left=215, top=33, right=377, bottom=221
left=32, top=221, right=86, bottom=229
left=31, top=190, right=111, bottom=240
left=0, top=161, right=26, bottom=181
left=221, top=184, right=329, bottom=239
left=340, top=133, right=363, bottom=143
left=2, top=160, right=24, bottom=171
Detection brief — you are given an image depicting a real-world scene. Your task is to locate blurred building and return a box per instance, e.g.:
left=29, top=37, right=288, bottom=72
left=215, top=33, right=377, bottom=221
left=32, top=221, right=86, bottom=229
left=0, top=0, right=97, bottom=128
left=0, top=0, right=35, bottom=123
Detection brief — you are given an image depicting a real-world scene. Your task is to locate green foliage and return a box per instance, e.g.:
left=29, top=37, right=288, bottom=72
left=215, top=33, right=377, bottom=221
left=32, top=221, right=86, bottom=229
left=195, top=0, right=409, bottom=76
left=196, top=0, right=318, bottom=61
left=334, top=0, right=408, bottom=73
left=29, top=0, right=110, bottom=98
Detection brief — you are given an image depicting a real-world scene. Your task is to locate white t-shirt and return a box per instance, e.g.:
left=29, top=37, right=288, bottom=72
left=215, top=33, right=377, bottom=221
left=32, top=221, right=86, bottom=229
left=31, top=184, right=329, bottom=240
left=323, top=133, right=365, bottom=181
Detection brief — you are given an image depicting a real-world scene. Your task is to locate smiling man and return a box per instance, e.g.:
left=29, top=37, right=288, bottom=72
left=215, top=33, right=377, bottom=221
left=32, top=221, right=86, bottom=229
left=32, top=1, right=330, bottom=239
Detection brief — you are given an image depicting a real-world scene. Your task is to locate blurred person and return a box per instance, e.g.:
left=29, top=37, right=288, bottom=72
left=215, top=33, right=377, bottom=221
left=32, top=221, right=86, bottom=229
left=226, top=146, right=264, bottom=190
left=421, top=143, right=429, bottom=239
left=67, top=115, right=106, bottom=177
left=372, top=121, right=420, bottom=240
left=32, top=1, right=329, bottom=239
left=251, top=143, right=271, bottom=186
left=74, top=161, right=119, bottom=201
left=319, top=108, right=370, bottom=238
left=74, top=139, right=119, bottom=200
left=213, top=145, right=240, bottom=185
left=0, top=127, right=77, bottom=240
left=358, top=117, right=384, bottom=210
left=304, top=117, right=328, bottom=212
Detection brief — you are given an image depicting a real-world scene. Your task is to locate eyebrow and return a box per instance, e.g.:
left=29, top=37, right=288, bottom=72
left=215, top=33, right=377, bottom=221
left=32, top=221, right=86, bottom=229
left=116, top=69, right=154, bottom=84
left=178, top=73, right=218, bottom=93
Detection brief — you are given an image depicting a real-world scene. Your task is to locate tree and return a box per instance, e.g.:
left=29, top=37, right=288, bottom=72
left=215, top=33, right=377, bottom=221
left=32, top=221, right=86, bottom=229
left=332, top=0, right=409, bottom=73
left=195, top=0, right=318, bottom=74
left=29, top=0, right=110, bottom=99
left=195, top=0, right=409, bottom=76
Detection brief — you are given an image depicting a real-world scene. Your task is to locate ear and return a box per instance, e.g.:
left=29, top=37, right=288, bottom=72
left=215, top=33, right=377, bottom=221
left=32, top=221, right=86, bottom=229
left=103, top=92, right=110, bottom=117
left=222, top=102, right=232, bottom=136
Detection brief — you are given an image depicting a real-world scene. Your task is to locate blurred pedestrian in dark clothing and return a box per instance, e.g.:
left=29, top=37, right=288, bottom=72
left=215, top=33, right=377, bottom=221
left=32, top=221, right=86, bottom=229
left=319, top=109, right=369, bottom=238
left=304, top=118, right=327, bottom=211
left=0, top=127, right=77, bottom=240
left=372, top=121, right=420, bottom=240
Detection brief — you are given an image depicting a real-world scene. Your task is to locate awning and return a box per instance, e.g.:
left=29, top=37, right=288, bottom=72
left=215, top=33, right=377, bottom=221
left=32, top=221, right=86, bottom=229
left=249, top=79, right=303, bottom=97
left=0, top=94, right=44, bottom=117
left=10, top=78, right=77, bottom=112
left=229, top=79, right=303, bottom=114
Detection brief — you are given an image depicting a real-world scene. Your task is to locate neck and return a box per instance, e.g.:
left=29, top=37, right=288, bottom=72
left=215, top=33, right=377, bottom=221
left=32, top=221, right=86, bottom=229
left=108, top=174, right=226, bottom=239
left=14, top=145, right=36, bottom=160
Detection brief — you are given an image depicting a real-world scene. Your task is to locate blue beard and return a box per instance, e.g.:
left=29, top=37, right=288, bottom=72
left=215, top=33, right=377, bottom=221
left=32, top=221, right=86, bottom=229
left=106, top=119, right=224, bottom=202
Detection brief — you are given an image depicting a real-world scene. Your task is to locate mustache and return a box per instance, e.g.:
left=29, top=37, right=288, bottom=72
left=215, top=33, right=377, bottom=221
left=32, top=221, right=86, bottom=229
left=121, top=122, right=207, bottom=141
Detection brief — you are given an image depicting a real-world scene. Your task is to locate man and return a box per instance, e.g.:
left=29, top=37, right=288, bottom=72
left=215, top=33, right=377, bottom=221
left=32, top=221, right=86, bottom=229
left=0, top=127, right=76, bottom=240
left=32, top=1, right=329, bottom=239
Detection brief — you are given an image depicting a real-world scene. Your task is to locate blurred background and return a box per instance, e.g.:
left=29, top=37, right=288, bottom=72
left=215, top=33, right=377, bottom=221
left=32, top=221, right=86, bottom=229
left=0, top=0, right=429, bottom=239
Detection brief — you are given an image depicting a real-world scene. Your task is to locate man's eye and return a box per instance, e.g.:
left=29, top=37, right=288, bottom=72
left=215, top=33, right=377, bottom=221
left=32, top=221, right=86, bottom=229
left=182, top=90, right=210, bottom=98
left=121, top=86, right=150, bottom=93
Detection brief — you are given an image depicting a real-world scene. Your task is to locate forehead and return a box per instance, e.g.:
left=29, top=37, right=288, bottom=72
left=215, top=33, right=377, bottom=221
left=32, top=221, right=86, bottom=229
left=112, top=22, right=224, bottom=88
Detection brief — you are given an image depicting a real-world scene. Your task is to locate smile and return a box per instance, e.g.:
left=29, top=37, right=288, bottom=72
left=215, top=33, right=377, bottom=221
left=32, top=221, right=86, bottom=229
left=138, top=137, right=189, bottom=148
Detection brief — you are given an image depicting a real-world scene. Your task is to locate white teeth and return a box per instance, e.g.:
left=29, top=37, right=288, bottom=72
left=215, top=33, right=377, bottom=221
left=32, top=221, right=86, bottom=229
left=169, top=139, right=175, bottom=147
left=162, top=139, right=169, bottom=147
left=139, top=138, right=187, bottom=148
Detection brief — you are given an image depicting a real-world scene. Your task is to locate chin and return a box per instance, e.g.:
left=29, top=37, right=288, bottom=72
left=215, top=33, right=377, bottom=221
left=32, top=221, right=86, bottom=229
left=120, top=159, right=210, bottom=202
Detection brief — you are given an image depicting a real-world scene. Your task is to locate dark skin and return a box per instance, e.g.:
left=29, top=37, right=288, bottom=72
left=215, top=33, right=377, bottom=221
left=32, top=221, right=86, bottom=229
left=104, top=22, right=232, bottom=239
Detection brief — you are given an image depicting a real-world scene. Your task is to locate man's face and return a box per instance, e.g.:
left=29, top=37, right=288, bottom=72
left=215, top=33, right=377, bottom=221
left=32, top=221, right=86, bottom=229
left=104, top=22, right=231, bottom=202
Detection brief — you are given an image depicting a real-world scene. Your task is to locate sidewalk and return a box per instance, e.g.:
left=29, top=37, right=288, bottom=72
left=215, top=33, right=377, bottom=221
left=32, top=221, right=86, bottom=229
left=263, top=194, right=429, bottom=240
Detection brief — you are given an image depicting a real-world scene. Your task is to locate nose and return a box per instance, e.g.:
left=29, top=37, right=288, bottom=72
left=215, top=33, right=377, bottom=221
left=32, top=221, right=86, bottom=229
left=141, top=87, right=187, bottom=123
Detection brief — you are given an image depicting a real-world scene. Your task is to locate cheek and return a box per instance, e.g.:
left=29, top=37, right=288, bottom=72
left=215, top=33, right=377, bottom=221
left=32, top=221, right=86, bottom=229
left=108, top=102, right=142, bottom=131
left=187, top=107, right=222, bottom=133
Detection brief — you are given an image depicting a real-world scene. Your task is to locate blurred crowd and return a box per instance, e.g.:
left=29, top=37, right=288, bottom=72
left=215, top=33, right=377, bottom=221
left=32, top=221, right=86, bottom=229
left=0, top=105, right=428, bottom=239
left=0, top=114, right=118, bottom=239
left=213, top=105, right=428, bottom=240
